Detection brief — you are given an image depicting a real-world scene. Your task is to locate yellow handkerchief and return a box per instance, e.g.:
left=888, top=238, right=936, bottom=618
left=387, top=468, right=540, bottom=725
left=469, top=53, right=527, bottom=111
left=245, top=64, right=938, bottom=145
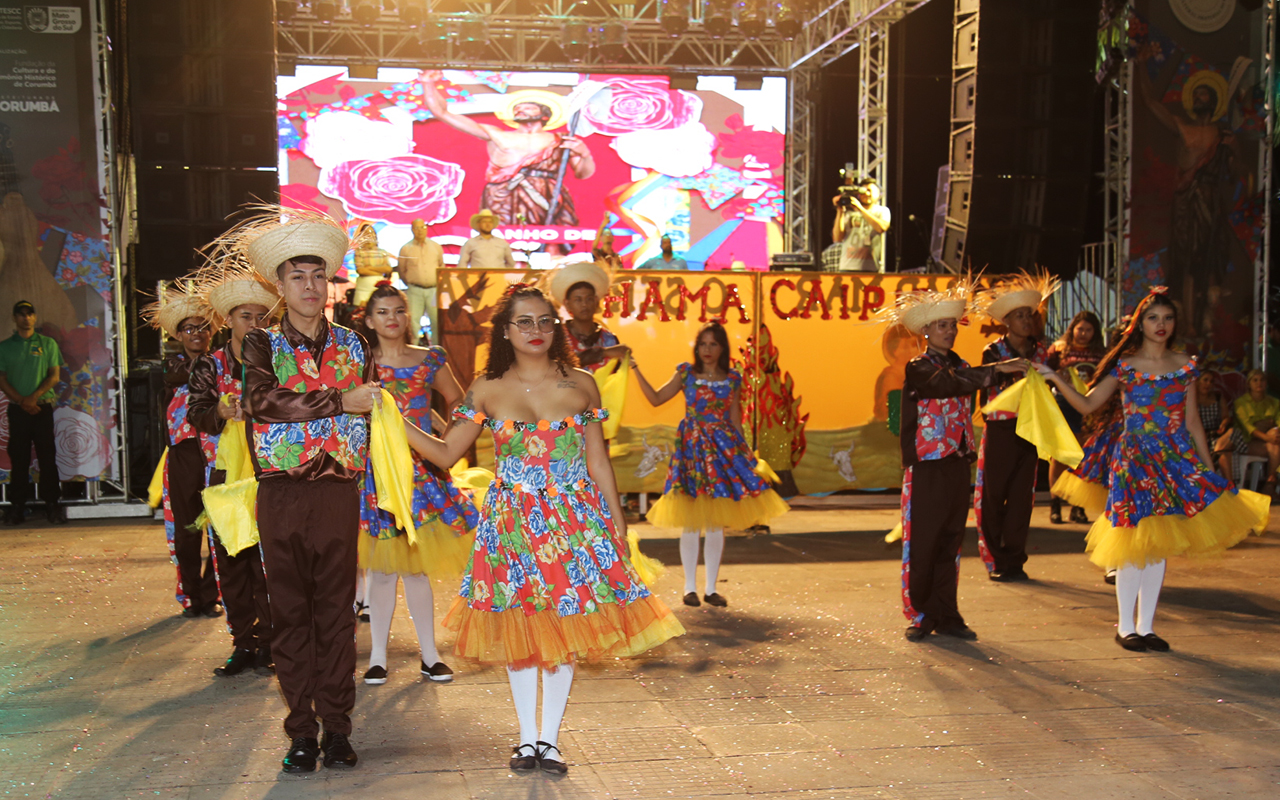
left=215, top=420, right=255, bottom=483
left=593, top=358, right=629, bottom=440
left=148, top=447, right=168, bottom=508
left=1068, top=366, right=1090, bottom=395
left=450, top=463, right=495, bottom=509
left=982, top=369, right=1084, bottom=467
left=370, top=388, right=420, bottom=545
left=753, top=452, right=782, bottom=485
left=202, top=477, right=259, bottom=555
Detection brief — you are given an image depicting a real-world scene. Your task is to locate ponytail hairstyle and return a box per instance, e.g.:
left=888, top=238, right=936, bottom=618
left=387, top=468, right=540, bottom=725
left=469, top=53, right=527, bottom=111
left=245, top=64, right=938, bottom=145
left=1089, top=288, right=1178, bottom=391
left=362, top=279, right=412, bottom=345
left=485, top=284, right=577, bottom=380
left=691, top=321, right=732, bottom=376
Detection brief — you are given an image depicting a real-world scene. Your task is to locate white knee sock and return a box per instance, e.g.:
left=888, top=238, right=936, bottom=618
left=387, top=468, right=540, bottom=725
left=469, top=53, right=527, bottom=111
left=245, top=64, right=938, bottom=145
left=1136, top=560, right=1166, bottom=636
left=355, top=568, right=369, bottom=606
left=367, top=570, right=399, bottom=669
left=703, top=528, right=725, bottom=595
left=506, top=665, right=539, bottom=747
left=1115, top=564, right=1142, bottom=637
left=400, top=573, right=439, bottom=665
left=680, top=531, right=701, bottom=594
left=539, top=662, right=575, bottom=749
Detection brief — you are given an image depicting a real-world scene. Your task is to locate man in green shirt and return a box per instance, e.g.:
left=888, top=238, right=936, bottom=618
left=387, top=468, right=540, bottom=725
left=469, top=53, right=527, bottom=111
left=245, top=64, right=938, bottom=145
left=0, top=301, right=67, bottom=524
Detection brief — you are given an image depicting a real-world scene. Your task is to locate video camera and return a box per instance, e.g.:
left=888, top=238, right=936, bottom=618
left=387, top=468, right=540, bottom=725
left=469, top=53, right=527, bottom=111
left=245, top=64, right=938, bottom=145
left=837, top=163, right=875, bottom=208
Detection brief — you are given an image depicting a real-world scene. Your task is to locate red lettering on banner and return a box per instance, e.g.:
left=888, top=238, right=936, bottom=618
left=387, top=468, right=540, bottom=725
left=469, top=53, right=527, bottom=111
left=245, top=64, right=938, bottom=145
left=636, top=280, right=670, bottom=322
left=718, top=283, right=750, bottom=324
left=835, top=284, right=851, bottom=319
left=770, top=279, right=797, bottom=319
left=601, top=281, right=634, bottom=319
left=860, top=286, right=886, bottom=320
left=677, top=284, right=711, bottom=322
left=799, top=279, right=831, bottom=320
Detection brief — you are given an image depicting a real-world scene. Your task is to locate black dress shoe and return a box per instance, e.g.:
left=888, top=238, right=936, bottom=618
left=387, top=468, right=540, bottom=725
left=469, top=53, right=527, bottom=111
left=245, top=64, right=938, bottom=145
left=989, top=570, right=1017, bottom=582
left=180, top=606, right=200, bottom=618
left=3, top=506, right=25, bottom=525
left=1115, top=633, right=1148, bottom=651
left=320, top=731, right=358, bottom=769
left=937, top=624, right=978, bottom=641
left=1069, top=506, right=1090, bottom=524
left=281, top=737, right=320, bottom=773
left=682, top=592, right=701, bottom=607
left=703, top=593, right=728, bottom=607
left=354, top=602, right=370, bottom=623
left=536, top=741, right=568, bottom=774
left=46, top=504, right=67, bottom=525
left=1104, top=569, right=1117, bottom=585
left=905, top=625, right=929, bottom=642
left=213, top=647, right=255, bottom=677
left=421, top=660, right=454, bottom=682
left=254, top=646, right=274, bottom=675
left=1008, top=568, right=1030, bottom=582
left=1142, top=633, right=1170, bottom=652
left=510, top=743, right=538, bottom=771
left=1049, top=498, right=1064, bottom=524
left=363, top=665, right=388, bottom=685
left=202, top=602, right=223, bottom=618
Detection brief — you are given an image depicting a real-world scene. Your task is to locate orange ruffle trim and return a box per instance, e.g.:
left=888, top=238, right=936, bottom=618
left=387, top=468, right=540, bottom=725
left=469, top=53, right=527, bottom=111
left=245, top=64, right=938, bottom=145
left=1051, top=471, right=1108, bottom=519
left=358, top=521, right=475, bottom=580
left=1086, top=488, right=1270, bottom=570
left=442, top=594, right=686, bottom=671
left=646, top=489, right=790, bottom=533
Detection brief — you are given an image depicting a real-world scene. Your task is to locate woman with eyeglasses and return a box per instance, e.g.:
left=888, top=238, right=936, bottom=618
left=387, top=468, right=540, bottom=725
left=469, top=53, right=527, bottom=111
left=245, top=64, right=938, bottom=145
left=401, top=284, right=684, bottom=775
left=631, top=322, right=790, bottom=609
left=355, top=281, right=478, bottom=688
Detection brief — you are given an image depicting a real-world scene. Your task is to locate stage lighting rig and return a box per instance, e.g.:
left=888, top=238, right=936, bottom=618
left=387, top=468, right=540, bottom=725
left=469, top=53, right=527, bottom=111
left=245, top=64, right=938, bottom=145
left=738, top=0, right=767, bottom=39
left=774, top=2, right=801, bottom=40
left=458, top=15, right=490, bottom=59
left=660, top=0, right=690, bottom=37
left=703, top=0, right=733, bottom=38
left=597, top=19, right=628, bottom=64
left=276, top=0, right=298, bottom=21
left=313, top=1, right=339, bottom=23
left=400, top=0, right=426, bottom=27
left=352, top=0, right=381, bottom=25
left=561, top=20, right=592, bottom=62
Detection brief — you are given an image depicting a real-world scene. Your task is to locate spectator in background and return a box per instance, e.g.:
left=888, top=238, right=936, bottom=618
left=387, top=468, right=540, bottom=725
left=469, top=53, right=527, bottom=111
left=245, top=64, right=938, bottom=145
left=1217, top=369, right=1280, bottom=493
left=458, top=209, right=515, bottom=270
left=0, top=301, right=66, bottom=525
left=639, top=236, right=688, bottom=270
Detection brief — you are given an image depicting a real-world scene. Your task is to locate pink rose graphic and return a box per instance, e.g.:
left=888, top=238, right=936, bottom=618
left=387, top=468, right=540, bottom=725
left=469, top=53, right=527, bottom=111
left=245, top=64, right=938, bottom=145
left=54, top=407, right=111, bottom=480
left=319, top=155, right=464, bottom=225
left=581, top=76, right=702, bottom=136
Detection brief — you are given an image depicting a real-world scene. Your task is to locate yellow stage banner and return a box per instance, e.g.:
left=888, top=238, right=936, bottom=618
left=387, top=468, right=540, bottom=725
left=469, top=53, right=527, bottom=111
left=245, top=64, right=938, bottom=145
left=439, top=269, right=1000, bottom=494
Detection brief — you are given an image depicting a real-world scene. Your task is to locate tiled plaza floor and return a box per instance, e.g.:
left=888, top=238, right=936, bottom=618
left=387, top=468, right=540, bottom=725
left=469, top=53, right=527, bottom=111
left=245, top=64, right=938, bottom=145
left=3, top=504, right=1279, bottom=799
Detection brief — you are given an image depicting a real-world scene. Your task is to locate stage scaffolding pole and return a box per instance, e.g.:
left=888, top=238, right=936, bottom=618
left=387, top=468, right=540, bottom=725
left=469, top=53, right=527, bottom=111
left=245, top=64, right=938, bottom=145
left=785, top=63, right=817, bottom=255
left=1257, top=0, right=1274, bottom=372
left=1102, top=61, right=1131, bottom=334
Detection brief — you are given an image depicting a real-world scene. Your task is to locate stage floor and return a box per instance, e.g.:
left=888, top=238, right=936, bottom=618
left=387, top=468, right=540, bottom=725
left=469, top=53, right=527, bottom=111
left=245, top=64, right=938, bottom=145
left=4, top=507, right=1280, bottom=799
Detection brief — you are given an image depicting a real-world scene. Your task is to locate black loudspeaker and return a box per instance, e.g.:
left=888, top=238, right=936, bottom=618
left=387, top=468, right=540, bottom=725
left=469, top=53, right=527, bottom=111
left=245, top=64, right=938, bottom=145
left=942, top=0, right=1096, bottom=277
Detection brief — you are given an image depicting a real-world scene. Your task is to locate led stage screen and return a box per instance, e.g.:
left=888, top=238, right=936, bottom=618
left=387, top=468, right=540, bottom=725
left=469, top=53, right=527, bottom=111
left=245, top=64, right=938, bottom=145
left=277, top=68, right=787, bottom=273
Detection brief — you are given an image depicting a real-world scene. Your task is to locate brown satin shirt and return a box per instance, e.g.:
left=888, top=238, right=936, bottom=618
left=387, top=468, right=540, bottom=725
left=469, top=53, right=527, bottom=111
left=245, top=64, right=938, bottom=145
left=242, top=315, right=375, bottom=482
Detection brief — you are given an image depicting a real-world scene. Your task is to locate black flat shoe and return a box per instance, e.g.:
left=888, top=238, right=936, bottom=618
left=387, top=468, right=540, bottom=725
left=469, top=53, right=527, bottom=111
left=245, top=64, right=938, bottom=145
left=421, top=660, right=454, bottom=682
left=254, top=645, right=274, bottom=675
left=363, top=665, right=387, bottom=685
left=3, top=506, right=25, bottom=525
left=682, top=592, right=701, bottom=607
left=1115, top=633, right=1148, bottom=652
left=354, top=602, right=370, bottom=623
left=46, top=504, right=68, bottom=525
left=202, top=602, right=223, bottom=618
left=1104, top=569, right=1117, bottom=585
left=905, top=625, right=929, bottom=642
left=180, top=606, right=200, bottom=618
left=937, top=624, right=978, bottom=641
left=1050, top=498, right=1064, bottom=524
left=510, top=743, right=538, bottom=771
left=536, top=741, right=568, bottom=774
left=703, top=593, right=728, bottom=607
left=1070, top=506, right=1090, bottom=524
left=320, top=731, right=358, bottom=769
left=281, top=737, right=320, bottom=773
left=1142, top=633, right=1170, bottom=652
left=213, top=647, right=255, bottom=677
left=989, top=570, right=1018, bottom=583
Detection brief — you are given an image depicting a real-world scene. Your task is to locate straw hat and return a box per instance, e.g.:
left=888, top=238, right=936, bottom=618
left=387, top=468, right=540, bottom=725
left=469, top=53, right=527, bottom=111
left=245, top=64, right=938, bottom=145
left=979, top=269, right=1060, bottom=322
left=546, top=259, right=611, bottom=306
left=470, top=208, right=501, bottom=229
left=876, top=276, right=979, bottom=335
left=209, top=278, right=281, bottom=319
left=200, top=204, right=358, bottom=282
left=143, top=284, right=217, bottom=340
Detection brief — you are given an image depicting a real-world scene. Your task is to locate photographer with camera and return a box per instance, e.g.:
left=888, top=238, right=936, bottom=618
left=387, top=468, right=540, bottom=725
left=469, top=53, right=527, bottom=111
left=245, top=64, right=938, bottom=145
left=831, top=168, right=891, bottom=273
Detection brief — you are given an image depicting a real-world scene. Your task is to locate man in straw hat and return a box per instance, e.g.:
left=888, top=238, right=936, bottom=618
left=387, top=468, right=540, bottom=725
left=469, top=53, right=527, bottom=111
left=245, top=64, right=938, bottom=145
left=547, top=258, right=628, bottom=372
left=188, top=268, right=280, bottom=679
left=146, top=287, right=221, bottom=618
left=882, top=279, right=1027, bottom=643
left=234, top=209, right=381, bottom=773
left=974, top=271, right=1056, bottom=583
left=0, top=300, right=67, bottom=525
left=457, top=208, right=515, bottom=270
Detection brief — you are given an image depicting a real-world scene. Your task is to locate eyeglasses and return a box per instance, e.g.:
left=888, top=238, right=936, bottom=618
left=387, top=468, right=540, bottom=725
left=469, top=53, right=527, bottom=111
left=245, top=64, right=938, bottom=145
left=509, top=316, right=560, bottom=333
left=179, top=324, right=209, bottom=335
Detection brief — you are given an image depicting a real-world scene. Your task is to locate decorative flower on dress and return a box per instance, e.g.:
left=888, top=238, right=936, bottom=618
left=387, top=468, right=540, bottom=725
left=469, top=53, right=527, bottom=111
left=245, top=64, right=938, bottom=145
left=319, top=154, right=465, bottom=225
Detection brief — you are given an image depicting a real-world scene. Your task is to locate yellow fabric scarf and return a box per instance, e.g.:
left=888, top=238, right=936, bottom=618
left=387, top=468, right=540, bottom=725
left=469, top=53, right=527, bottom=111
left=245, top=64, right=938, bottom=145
left=982, top=369, right=1083, bottom=468
left=593, top=357, right=629, bottom=440
left=148, top=447, right=168, bottom=508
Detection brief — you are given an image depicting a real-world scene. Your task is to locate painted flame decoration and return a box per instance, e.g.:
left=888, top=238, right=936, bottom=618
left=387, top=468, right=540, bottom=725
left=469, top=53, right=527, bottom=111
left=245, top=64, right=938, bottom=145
left=740, top=324, right=808, bottom=470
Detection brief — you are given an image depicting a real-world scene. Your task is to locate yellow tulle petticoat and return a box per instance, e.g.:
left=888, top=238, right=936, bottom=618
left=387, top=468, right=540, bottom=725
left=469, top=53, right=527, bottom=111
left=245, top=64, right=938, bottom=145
left=358, top=520, right=475, bottom=579
left=1052, top=471, right=1108, bottom=520
left=646, top=488, right=791, bottom=533
left=1086, top=488, right=1270, bottom=570
left=443, top=594, right=686, bottom=671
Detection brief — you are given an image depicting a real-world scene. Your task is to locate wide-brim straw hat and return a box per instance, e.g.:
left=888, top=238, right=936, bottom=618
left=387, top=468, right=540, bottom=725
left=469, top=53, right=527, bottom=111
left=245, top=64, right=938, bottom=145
left=875, top=275, right=980, bottom=335
left=209, top=278, right=281, bottom=319
left=980, top=269, right=1060, bottom=322
left=246, top=221, right=350, bottom=281
left=149, top=292, right=216, bottom=341
left=470, top=208, right=501, bottom=229
left=546, top=260, right=611, bottom=306
left=899, top=298, right=968, bottom=334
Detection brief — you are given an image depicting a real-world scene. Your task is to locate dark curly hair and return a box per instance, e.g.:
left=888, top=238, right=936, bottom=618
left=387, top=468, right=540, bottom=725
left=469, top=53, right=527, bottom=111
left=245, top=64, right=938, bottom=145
left=485, top=285, right=578, bottom=380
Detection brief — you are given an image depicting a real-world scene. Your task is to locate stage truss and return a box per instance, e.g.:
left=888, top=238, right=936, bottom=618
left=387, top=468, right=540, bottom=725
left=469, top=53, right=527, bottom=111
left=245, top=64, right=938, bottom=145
left=276, top=0, right=934, bottom=256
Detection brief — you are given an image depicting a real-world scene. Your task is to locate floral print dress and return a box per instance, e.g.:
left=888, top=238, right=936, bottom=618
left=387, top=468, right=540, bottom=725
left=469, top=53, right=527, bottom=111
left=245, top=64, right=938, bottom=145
left=645, top=364, right=789, bottom=532
left=1085, top=358, right=1269, bottom=569
left=442, top=406, right=684, bottom=670
left=357, top=347, right=477, bottom=578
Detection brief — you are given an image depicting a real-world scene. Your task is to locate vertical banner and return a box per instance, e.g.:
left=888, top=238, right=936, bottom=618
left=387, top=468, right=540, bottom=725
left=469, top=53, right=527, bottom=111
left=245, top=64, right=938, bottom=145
left=1125, top=0, right=1269, bottom=373
left=440, top=270, right=997, bottom=493
left=0, top=1, right=120, bottom=485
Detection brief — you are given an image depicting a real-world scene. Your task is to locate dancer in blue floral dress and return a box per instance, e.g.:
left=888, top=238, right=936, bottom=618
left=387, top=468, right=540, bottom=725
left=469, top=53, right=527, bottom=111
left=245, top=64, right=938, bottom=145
left=632, top=322, right=789, bottom=608
left=1041, top=288, right=1269, bottom=653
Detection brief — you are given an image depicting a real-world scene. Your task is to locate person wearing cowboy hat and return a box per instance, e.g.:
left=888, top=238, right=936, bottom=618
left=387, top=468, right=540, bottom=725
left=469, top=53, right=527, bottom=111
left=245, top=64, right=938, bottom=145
left=144, top=288, right=222, bottom=618
left=974, top=271, right=1057, bottom=583
left=230, top=209, right=381, bottom=774
left=457, top=209, right=515, bottom=271
left=547, top=259, right=628, bottom=372
left=0, top=300, right=67, bottom=525
left=881, top=279, right=1028, bottom=643
left=188, top=269, right=281, bottom=679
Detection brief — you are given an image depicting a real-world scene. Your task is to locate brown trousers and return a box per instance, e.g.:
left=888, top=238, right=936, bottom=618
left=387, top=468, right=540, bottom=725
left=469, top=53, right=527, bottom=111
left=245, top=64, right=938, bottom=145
left=169, top=440, right=216, bottom=609
left=208, top=471, right=272, bottom=652
left=257, top=477, right=359, bottom=738
left=976, top=420, right=1038, bottom=574
left=902, top=458, right=971, bottom=630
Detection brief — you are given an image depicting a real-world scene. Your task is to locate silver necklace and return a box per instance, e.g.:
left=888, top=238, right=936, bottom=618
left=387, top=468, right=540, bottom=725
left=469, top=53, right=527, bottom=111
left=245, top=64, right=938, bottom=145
left=516, top=366, right=553, bottom=393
